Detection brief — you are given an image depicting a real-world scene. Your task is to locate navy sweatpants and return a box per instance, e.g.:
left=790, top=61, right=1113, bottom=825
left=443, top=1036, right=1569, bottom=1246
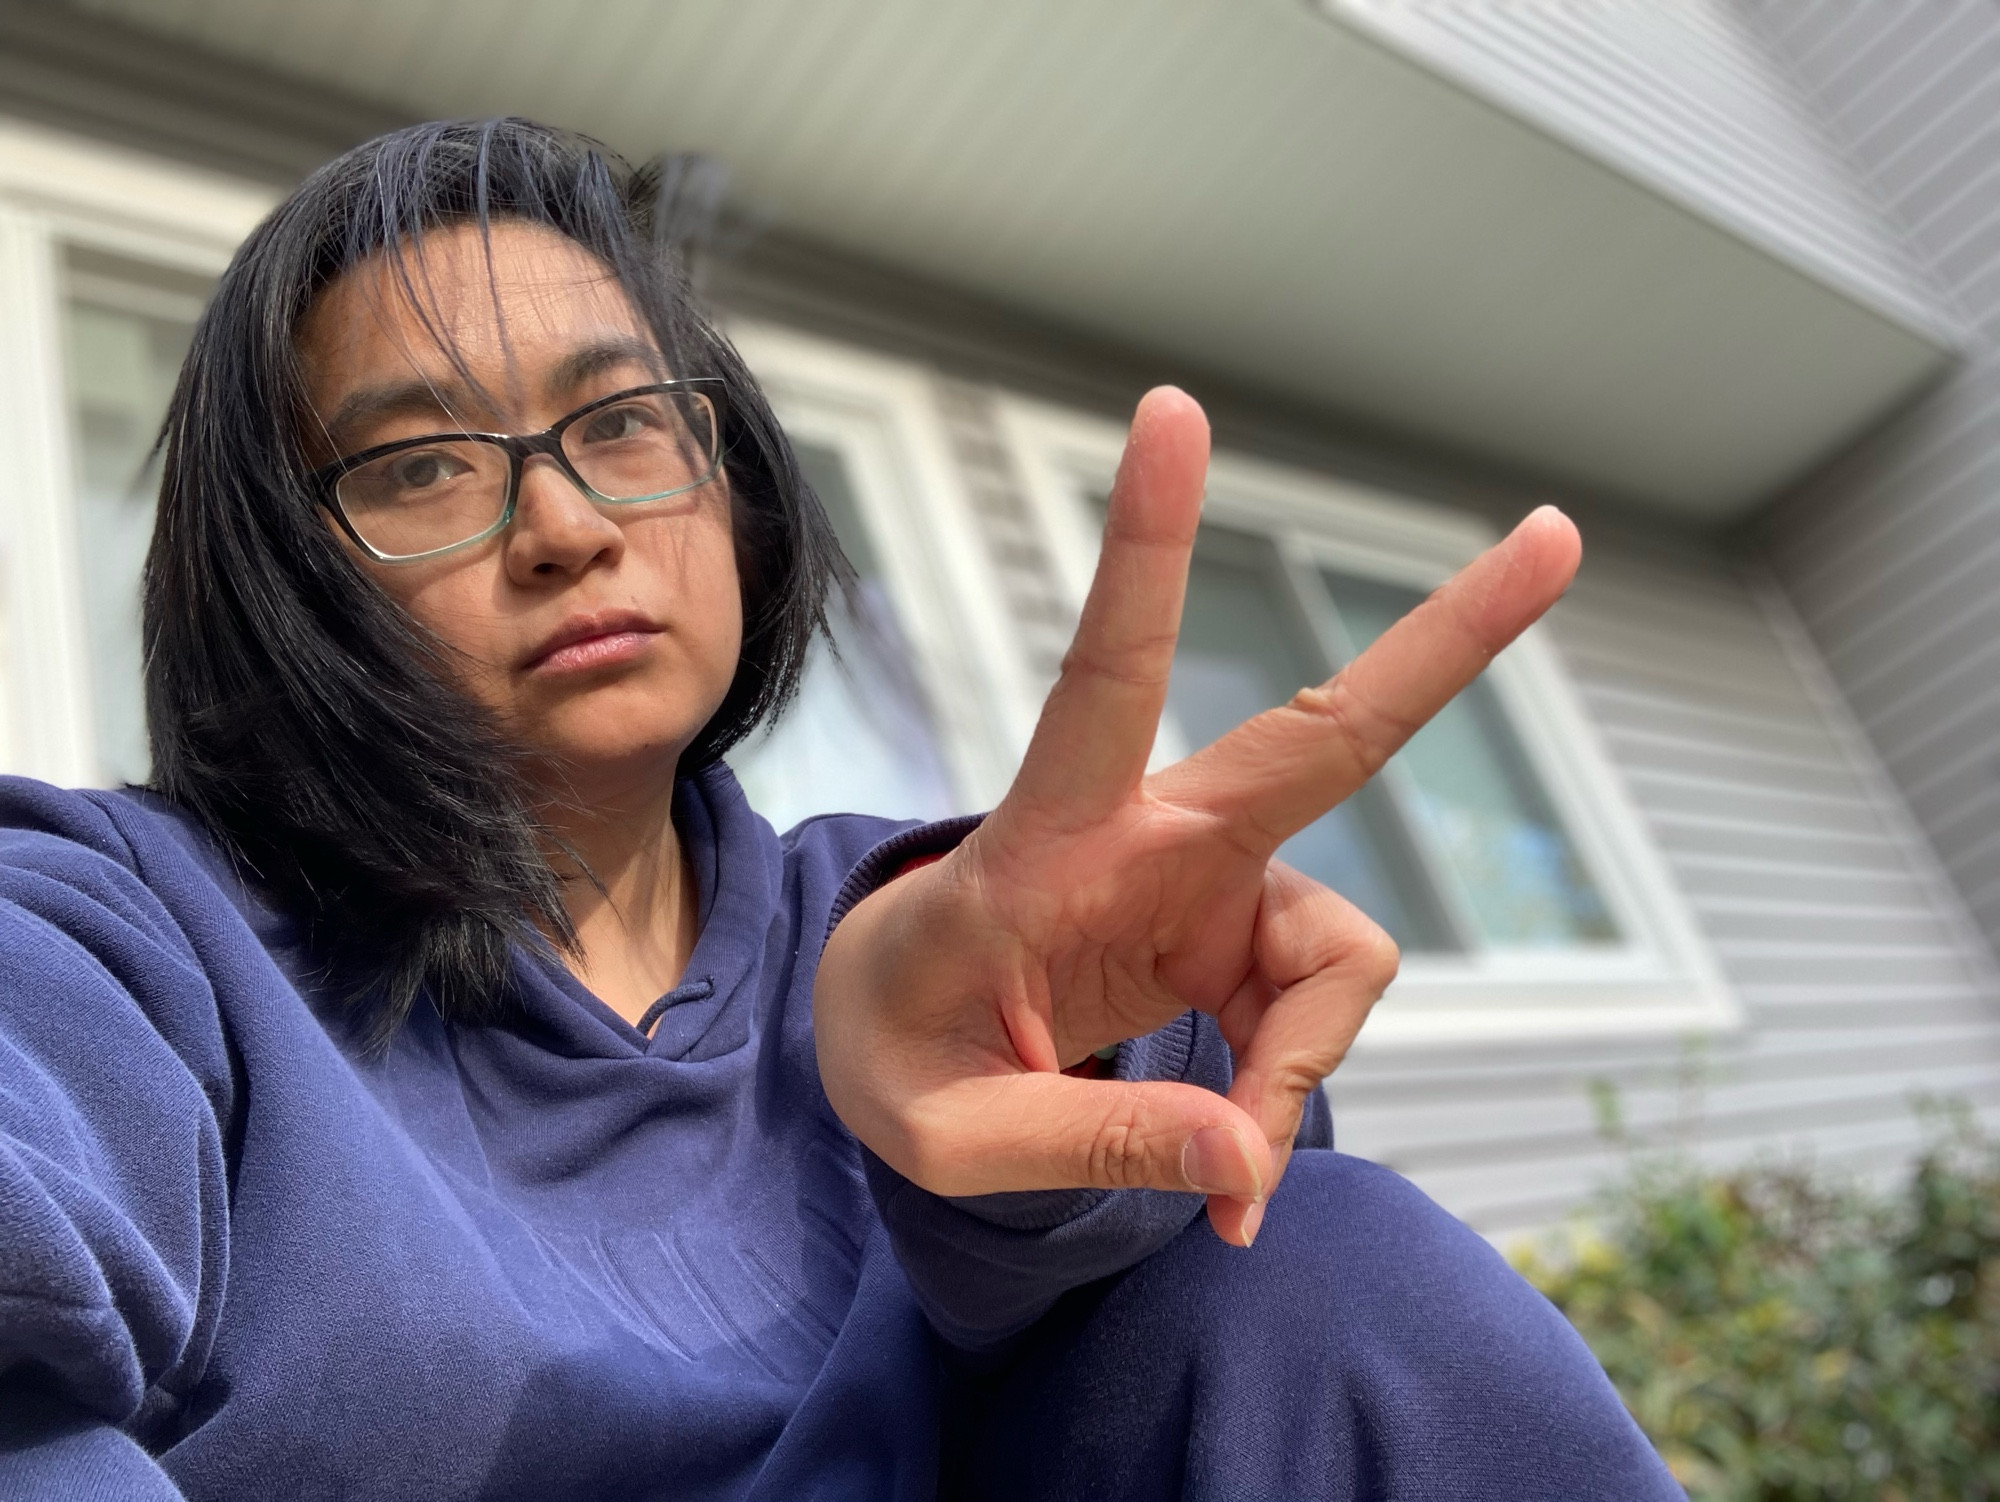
left=942, top=1152, right=1684, bottom=1501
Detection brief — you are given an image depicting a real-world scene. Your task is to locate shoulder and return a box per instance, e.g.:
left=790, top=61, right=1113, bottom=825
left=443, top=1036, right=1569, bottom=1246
left=688, top=764, right=983, bottom=941
left=0, top=776, right=136, bottom=859
left=0, top=776, right=288, bottom=995
left=0, top=780, right=256, bottom=1104
left=0, top=778, right=172, bottom=929
left=780, top=809, right=925, bottom=870
left=0, top=777, right=238, bottom=906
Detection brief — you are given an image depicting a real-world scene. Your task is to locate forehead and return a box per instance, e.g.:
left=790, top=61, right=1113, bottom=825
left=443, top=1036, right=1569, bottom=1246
left=298, top=220, right=653, bottom=394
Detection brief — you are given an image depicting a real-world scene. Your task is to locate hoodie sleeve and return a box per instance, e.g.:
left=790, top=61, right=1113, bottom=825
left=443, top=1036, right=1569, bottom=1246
left=827, top=819, right=1334, bottom=1352
left=0, top=785, right=228, bottom=1498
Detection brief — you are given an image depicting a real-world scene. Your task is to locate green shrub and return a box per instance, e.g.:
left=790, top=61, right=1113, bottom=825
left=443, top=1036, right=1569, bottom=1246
left=1512, top=1100, right=2000, bottom=1500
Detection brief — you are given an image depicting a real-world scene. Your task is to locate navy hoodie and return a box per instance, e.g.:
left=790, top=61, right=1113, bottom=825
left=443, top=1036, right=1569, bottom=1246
left=0, top=763, right=1317, bottom=1500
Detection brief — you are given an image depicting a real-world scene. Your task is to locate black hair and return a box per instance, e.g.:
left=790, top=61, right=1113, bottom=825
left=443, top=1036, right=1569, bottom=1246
left=142, top=118, right=845, bottom=1044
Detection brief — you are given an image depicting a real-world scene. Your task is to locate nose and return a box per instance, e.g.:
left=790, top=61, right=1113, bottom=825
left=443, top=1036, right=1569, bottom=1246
left=501, top=453, right=624, bottom=584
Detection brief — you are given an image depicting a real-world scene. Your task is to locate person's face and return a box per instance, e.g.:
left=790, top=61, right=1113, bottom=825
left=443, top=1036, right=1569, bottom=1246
left=297, top=220, right=742, bottom=803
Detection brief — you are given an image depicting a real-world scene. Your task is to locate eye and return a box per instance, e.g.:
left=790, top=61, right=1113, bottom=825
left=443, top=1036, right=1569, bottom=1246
left=577, top=402, right=662, bottom=445
left=384, top=448, right=472, bottom=491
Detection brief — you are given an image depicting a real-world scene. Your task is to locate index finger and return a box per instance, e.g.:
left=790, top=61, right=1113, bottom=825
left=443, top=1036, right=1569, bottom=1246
left=1152, top=505, right=1582, bottom=850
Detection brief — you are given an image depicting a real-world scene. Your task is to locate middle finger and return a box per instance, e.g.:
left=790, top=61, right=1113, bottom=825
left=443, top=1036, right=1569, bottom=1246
left=1147, top=505, right=1580, bottom=854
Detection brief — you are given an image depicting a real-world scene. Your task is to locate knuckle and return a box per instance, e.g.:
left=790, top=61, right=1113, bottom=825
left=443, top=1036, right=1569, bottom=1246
left=1286, top=677, right=1414, bottom=777
left=1268, top=1059, right=1325, bottom=1111
left=1084, top=1095, right=1158, bottom=1191
left=1272, top=872, right=1400, bottom=994
left=1358, top=924, right=1402, bottom=991
left=1059, top=636, right=1174, bottom=692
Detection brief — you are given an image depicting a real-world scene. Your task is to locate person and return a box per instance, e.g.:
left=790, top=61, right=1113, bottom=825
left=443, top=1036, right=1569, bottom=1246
left=0, top=118, right=1682, bottom=1500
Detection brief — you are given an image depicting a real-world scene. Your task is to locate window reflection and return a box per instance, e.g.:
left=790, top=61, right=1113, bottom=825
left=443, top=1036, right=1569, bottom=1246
left=1154, top=514, right=1618, bottom=954
left=60, top=248, right=210, bottom=787
left=728, top=440, right=961, bottom=829
left=1167, top=527, right=1454, bottom=951
left=1321, top=570, right=1618, bottom=947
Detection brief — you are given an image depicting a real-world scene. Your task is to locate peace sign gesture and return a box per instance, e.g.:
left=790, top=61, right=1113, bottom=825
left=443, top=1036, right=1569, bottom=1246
left=814, top=388, right=1581, bottom=1246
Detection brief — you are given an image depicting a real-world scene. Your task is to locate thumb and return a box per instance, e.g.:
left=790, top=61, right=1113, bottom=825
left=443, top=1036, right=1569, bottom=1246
left=879, top=1072, right=1274, bottom=1242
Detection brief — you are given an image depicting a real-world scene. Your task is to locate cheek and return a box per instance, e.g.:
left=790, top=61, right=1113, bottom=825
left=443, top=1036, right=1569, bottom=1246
left=364, top=563, right=517, bottom=704
left=636, top=498, right=743, bottom=687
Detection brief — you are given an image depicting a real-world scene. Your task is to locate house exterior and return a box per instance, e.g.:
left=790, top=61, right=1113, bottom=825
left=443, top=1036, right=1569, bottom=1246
left=1, top=0, right=1996, bottom=1240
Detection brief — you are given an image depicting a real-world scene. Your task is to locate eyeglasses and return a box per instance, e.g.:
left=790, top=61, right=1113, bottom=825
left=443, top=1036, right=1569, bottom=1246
left=312, top=379, right=725, bottom=564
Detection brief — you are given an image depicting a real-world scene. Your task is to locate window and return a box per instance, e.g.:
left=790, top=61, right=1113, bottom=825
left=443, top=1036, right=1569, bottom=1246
left=60, top=249, right=211, bottom=785
left=1163, top=519, right=1618, bottom=956
left=0, top=120, right=271, bottom=786
left=726, top=324, right=1036, bottom=829
left=728, top=436, right=961, bottom=828
left=1000, top=394, right=1735, bottom=1044
left=1319, top=565, right=1617, bottom=948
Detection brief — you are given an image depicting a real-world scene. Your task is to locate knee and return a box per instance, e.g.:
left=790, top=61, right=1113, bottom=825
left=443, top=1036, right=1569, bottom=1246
left=1195, top=1151, right=1672, bottom=1493
left=1103, top=1151, right=1499, bottom=1363
left=1161, top=1151, right=1604, bottom=1388
left=1251, top=1149, right=1544, bottom=1353
left=954, top=1154, right=1677, bottom=1500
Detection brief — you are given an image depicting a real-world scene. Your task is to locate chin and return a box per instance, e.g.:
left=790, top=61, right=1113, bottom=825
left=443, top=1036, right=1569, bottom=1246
left=536, top=697, right=718, bottom=774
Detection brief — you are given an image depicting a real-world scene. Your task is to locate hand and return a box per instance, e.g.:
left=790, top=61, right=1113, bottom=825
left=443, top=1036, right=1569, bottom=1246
left=814, top=387, right=1581, bottom=1245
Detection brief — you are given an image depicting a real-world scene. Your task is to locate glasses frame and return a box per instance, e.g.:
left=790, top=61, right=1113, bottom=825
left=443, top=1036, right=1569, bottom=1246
left=311, top=377, right=728, bottom=564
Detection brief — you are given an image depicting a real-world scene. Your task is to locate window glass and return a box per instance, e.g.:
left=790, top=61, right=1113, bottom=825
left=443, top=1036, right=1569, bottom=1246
left=1168, top=527, right=1454, bottom=951
left=728, top=440, right=961, bottom=829
left=1321, top=569, right=1618, bottom=947
left=60, top=248, right=211, bottom=785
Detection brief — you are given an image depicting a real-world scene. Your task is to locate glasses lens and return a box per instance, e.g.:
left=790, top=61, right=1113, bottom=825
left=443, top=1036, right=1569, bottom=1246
left=335, top=440, right=511, bottom=558
left=562, top=389, right=720, bottom=503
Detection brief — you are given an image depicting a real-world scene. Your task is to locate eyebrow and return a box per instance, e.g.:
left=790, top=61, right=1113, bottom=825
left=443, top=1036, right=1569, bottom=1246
left=546, top=336, right=670, bottom=394
left=322, top=378, right=467, bottom=454
left=320, top=336, right=672, bottom=453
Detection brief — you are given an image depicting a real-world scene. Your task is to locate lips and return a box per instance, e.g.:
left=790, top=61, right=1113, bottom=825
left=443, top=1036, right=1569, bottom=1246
left=520, top=609, right=664, bottom=674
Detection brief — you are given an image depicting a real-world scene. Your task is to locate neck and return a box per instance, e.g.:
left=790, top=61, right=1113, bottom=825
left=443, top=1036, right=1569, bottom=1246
left=540, top=760, right=701, bottom=1031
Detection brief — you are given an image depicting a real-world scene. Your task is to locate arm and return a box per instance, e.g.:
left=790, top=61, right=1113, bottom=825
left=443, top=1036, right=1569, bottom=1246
left=0, top=806, right=226, bottom=1499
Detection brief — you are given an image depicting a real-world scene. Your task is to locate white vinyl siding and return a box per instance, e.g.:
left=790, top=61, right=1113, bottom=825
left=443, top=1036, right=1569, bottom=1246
left=1338, top=532, right=2000, bottom=1236
left=1742, top=1, right=2000, bottom=969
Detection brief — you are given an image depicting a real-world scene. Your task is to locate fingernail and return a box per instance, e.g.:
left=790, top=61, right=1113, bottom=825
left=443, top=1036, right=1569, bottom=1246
left=1240, top=1198, right=1267, bottom=1247
left=1183, top=1126, right=1262, bottom=1198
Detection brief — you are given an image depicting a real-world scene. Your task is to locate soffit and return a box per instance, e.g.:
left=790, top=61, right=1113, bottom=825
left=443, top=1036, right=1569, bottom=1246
left=64, top=0, right=1954, bottom=517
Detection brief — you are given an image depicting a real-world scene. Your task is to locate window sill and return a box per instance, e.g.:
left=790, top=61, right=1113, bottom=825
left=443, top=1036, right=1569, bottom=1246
left=1355, top=968, right=1741, bottom=1048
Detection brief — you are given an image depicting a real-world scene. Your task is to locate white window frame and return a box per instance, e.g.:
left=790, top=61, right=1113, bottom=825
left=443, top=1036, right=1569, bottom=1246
left=0, top=119, right=274, bottom=786
left=726, top=321, right=1040, bottom=811
left=997, top=393, right=1739, bottom=1047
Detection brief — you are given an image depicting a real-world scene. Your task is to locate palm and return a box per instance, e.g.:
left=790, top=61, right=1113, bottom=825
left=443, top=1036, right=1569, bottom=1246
left=983, top=800, right=1270, bottom=1062
left=816, top=388, right=1580, bottom=1246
